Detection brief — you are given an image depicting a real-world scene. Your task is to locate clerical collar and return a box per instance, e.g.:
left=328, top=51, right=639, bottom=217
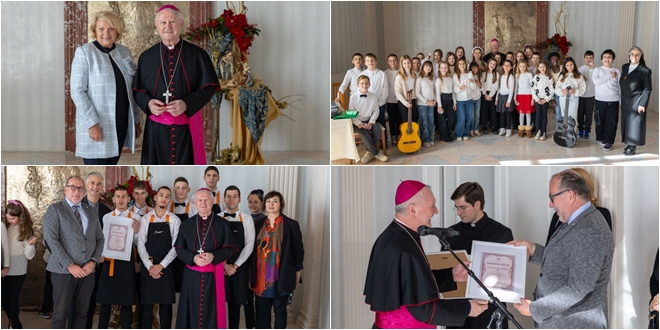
left=162, top=38, right=182, bottom=51
left=393, top=218, right=418, bottom=235
left=462, top=213, right=491, bottom=229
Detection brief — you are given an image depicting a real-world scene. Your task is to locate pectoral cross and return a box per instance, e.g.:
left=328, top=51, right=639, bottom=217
left=197, top=248, right=204, bottom=255
left=163, top=90, right=172, bottom=104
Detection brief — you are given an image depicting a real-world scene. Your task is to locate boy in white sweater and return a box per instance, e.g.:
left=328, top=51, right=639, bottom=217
left=336, top=53, right=364, bottom=106
left=592, top=49, right=622, bottom=151
left=351, top=75, right=388, bottom=164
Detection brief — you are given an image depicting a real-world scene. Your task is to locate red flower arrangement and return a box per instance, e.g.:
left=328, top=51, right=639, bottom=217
left=535, top=33, right=573, bottom=59
left=101, top=167, right=157, bottom=208
left=185, top=8, right=260, bottom=55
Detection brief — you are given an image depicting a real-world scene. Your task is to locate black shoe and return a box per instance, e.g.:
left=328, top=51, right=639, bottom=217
left=623, top=146, right=636, bottom=156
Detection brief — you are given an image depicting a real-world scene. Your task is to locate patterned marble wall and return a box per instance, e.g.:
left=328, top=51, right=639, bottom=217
left=4, top=166, right=104, bottom=305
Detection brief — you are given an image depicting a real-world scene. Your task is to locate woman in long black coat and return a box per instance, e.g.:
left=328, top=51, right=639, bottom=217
left=620, top=46, right=652, bottom=156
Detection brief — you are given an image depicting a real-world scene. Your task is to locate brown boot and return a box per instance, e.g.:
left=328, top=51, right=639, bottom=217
left=526, top=125, right=533, bottom=138
left=518, top=125, right=525, bottom=137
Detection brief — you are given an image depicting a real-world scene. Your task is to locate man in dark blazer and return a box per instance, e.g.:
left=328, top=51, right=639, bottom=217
left=43, top=175, right=104, bottom=329
left=510, top=169, right=614, bottom=328
left=75, top=172, right=112, bottom=329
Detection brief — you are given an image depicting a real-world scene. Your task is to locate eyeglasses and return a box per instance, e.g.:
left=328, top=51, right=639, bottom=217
left=65, top=185, right=86, bottom=193
left=548, top=190, right=569, bottom=203
left=453, top=205, right=471, bottom=212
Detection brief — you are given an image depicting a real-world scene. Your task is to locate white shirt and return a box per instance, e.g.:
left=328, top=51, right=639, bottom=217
left=434, top=77, right=456, bottom=106
left=415, top=76, right=436, bottom=105
left=531, top=74, right=555, bottom=102
left=2, top=224, right=10, bottom=268
left=338, top=67, right=363, bottom=96
left=516, top=72, right=533, bottom=95
left=137, top=210, right=181, bottom=270
left=453, top=73, right=473, bottom=101
left=350, top=91, right=380, bottom=126
left=592, top=66, right=621, bottom=102
left=385, top=69, right=399, bottom=103
left=130, top=204, right=152, bottom=217
left=497, top=74, right=515, bottom=104
left=169, top=199, right=198, bottom=218
left=555, top=73, right=586, bottom=98
left=362, top=68, right=389, bottom=106
left=221, top=210, right=255, bottom=267
left=6, top=225, right=36, bottom=276
left=481, top=71, right=499, bottom=98
left=469, top=72, right=483, bottom=101
left=578, top=65, right=596, bottom=97
left=432, top=62, right=440, bottom=78
left=395, top=73, right=416, bottom=107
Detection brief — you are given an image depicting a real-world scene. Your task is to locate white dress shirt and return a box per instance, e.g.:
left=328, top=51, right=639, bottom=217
left=169, top=199, right=198, bottom=218
left=221, top=210, right=255, bottom=267
left=137, top=210, right=181, bottom=269
left=350, top=91, right=380, bottom=126
left=361, top=68, right=389, bottom=106
left=338, top=67, right=363, bottom=96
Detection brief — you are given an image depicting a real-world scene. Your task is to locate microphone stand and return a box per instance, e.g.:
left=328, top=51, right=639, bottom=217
left=435, top=235, right=523, bottom=329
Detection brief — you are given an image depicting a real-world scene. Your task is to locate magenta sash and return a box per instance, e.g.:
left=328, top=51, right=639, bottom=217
left=375, top=306, right=435, bottom=329
left=186, top=262, right=226, bottom=328
left=149, top=111, right=206, bottom=165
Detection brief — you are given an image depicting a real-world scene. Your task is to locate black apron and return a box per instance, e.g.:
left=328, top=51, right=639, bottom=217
left=225, top=215, right=248, bottom=305
left=140, top=217, right=176, bottom=304
left=212, top=192, right=222, bottom=214
left=96, top=247, right=137, bottom=306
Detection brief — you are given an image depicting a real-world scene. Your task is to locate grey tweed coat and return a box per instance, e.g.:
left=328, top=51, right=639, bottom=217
left=529, top=204, right=614, bottom=328
left=71, top=42, right=140, bottom=159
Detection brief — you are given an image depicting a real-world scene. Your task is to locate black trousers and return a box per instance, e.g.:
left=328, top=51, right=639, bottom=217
left=534, top=102, right=549, bottom=134
left=439, top=93, right=455, bottom=135
left=482, top=97, right=498, bottom=131
left=67, top=265, right=101, bottom=328
left=594, top=100, right=619, bottom=145
left=41, top=268, right=54, bottom=313
left=255, top=295, right=289, bottom=329
left=578, top=96, right=595, bottom=132
left=386, top=102, right=401, bottom=139
left=500, top=111, right=512, bottom=130
left=98, top=304, right=132, bottom=329
left=141, top=303, right=172, bottom=329
left=51, top=272, right=95, bottom=329
left=2, top=274, right=27, bottom=329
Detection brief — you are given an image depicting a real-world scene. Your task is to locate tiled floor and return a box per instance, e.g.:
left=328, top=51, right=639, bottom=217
left=334, top=110, right=659, bottom=165
left=0, top=151, right=329, bottom=166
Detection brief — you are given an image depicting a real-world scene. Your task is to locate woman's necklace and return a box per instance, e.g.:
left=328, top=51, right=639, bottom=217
left=196, top=213, right=213, bottom=254
left=159, top=41, right=183, bottom=104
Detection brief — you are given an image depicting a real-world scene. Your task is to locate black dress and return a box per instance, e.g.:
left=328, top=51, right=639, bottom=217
left=620, top=63, right=652, bottom=146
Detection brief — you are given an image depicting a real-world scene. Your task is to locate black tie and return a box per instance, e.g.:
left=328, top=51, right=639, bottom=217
left=360, top=94, right=367, bottom=97
left=224, top=212, right=236, bottom=218
left=72, top=205, right=83, bottom=229
left=174, top=202, right=186, bottom=207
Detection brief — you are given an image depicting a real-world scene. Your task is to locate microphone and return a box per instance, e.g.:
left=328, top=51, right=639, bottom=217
left=417, top=225, right=460, bottom=237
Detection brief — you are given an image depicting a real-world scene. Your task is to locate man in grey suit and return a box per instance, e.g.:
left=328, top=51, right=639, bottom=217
left=43, top=175, right=104, bottom=329
left=510, top=169, right=614, bottom=328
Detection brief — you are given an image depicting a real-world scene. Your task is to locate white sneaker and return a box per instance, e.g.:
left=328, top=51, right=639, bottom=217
left=535, top=130, right=541, bottom=140
left=374, top=151, right=388, bottom=162
left=475, top=130, right=482, bottom=136
left=361, top=151, right=374, bottom=164
left=506, top=129, right=512, bottom=137
left=430, top=141, right=435, bottom=146
left=423, top=142, right=431, bottom=147
left=456, top=136, right=463, bottom=141
left=499, top=128, right=506, bottom=136
left=540, top=133, right=546, bottom=141
left=463, top=136, right=470, bottom=141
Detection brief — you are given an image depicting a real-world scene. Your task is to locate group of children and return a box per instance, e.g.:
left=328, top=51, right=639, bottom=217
left=1, top=166, right=269, bottom=329
left=337, top=44, right=623, bottom=159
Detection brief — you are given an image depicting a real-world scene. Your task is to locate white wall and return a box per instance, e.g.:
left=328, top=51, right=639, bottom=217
left=1, top=1, right=66, bottom=152
left=1, top=1, right=329, bottom=153
left=213, top=1, right=330, bottom=152
left=331, top=1, right=658, bottom=112
left=332, top=166, right=659, bottom=329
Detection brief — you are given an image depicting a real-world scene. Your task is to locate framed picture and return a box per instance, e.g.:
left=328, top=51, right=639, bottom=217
left=101, top=216, right=135, bottom=262
left=466, top=240, right=526, bottom=303
left=427, top=250, right=469, bottom=299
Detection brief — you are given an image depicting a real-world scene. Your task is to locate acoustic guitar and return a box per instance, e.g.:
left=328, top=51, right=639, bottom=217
left=398, top=90, right=422, bottom=153
left=553, top=86, right=577, bottom=147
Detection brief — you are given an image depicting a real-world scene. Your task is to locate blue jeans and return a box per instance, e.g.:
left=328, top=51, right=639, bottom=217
left=554, top=94, right=562, bottom=130
left=418, top=105, right=435, bottom=143
left=470, top=98, right=481, bottom=130
left=455, top=100, right=473, bottom=138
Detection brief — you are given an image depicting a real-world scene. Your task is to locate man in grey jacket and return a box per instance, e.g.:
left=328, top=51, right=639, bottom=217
left=43, top=175, right=104, bottom=329
left=510, top=169, right=614, bottom=328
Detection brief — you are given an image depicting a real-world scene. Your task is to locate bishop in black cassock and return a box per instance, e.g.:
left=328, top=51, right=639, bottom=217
left=133, top=4, right=218, bottom=165
left=364, top=180, right=487, bottom=329
left=175, top=189, right=237, bottom=329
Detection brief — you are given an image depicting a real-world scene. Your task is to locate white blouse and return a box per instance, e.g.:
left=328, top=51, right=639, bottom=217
left=6, top=225, right=36, bottom=276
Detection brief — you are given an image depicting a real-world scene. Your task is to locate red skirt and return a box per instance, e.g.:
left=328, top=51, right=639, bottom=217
left=516, top=94, right=534, bottom=114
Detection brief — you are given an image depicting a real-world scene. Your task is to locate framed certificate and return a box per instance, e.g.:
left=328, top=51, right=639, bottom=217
left=101, top=216, right=134, bottom=262
left=466, top=240, right=526, bottom=303
left=427, top=250, right=469, bottom=299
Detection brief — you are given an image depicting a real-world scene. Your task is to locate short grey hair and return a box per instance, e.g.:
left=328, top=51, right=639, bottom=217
left=394, top=185, right=431, bottom=215
left=550, top=170, right=590, bottom=201
left=154, top=8, right=184, bottom=23
left=65, top=175, right=84, bottom=186
left=86, top=171, right=104, bottom=182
